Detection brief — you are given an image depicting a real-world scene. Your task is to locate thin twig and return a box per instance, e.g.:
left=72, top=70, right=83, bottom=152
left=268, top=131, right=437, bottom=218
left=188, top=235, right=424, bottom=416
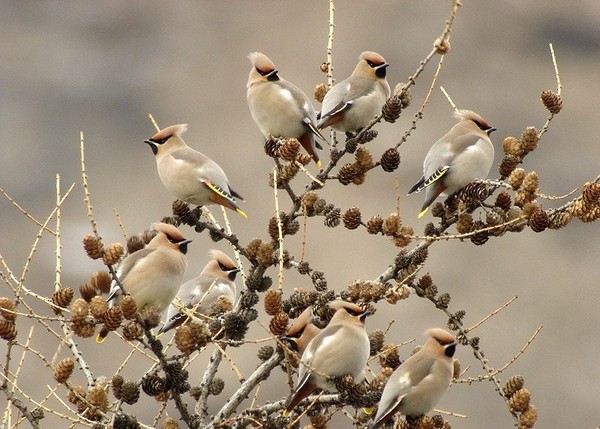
left=465, top=296, right=518, bottom=333
left=0, top=187, right=56, bottom=236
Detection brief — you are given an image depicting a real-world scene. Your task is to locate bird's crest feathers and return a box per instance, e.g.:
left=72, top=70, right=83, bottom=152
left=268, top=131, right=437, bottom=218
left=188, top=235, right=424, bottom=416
left=208, top=249, right=237, bottom=270
left=359, top=51, right=387, bottom=66
left=424, top=328, right=455, bottom=345
left=150, top=124, right=188, bottom=142
left=151, top=222, right=187, bottom=243
left=453, top=110, right=491, bottom=130
left=248, top=52, right=276, bottom=72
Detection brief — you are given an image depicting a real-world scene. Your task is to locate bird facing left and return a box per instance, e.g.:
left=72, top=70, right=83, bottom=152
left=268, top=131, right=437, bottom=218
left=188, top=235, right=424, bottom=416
left=143, top=124, right=247, bottom=218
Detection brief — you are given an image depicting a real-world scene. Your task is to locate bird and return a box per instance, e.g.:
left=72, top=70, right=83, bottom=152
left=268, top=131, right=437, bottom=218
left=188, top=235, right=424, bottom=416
left=408, top=110, right=496, bottom=218
left=246, top=52, right=325, bottom=166
left=96, top=223, right=191, bottom=343
left=158, top=249, right=239, bottom=334
left=317, top=51, right=390, bottom=133
left=281, top=306, right=321, bottom=355
left=370, top=328, right=457, bottom=428
left=284, top=301, right=370, bottom=415
left=143, top=124, right=246, bottom=218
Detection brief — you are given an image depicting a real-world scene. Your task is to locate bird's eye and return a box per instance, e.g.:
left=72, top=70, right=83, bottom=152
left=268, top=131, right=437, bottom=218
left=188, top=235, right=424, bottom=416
left=150, top=137, right=169, bottom=145
left=256, top=67, right=273, bottom=76
left=473, top=120, right=487, bottom=131
left=218, top=262, right=229, bottom=271
left=366, top=60, right=377, bottom=68
left=165, top=234, right=177, bottom=243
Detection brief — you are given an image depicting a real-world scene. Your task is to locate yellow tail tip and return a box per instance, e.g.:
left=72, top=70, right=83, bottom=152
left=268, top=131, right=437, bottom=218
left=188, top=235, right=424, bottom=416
left=316, top=160, right=322, bottom=168
left=417, top=207, right=429, bottom=219
left=236, top=208, right=248, bottom=219
left=96, top=335, right=106, bottom=344
left=283, top=410, right=291, bottom=417
left=363, top=406, right=375, bottom=415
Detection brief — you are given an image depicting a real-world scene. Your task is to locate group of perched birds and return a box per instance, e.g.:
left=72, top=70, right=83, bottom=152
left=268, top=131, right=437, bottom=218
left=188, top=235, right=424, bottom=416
left=95, top=50, right=498, bottom=426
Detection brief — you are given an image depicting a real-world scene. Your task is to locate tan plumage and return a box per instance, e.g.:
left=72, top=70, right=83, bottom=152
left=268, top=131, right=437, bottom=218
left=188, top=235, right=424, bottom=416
left=317, top=51, right=390, bottom=133
left=281, top=306, right=321, bottom=355
left=371, top=328, right=457, bottom=428
left=246, top=52, right=325, bottom=166
left=284, top=302, right=370, bottom=415
left=408, top=110, right=496, bottom=218
left=159, top=249, right=238, bottom=334
left=96, top=223, right=191, bottom=343
left=144, top=124, right=246, bottom=218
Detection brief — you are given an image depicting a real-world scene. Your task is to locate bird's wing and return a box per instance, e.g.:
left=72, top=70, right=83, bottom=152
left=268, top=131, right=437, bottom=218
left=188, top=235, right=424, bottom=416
left=106, top=248, right=154, bottom=303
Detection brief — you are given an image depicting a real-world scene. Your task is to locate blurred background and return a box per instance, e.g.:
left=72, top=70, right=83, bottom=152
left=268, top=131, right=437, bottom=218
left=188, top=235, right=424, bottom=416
left=1, top=1, right=599, bottom=428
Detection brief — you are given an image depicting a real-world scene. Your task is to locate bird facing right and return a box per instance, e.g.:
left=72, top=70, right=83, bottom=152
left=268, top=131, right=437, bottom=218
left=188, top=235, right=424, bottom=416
left=371, top=328, right=457, bottom=428
left=97, top=223, right=192, bottom=343
left=159, top=249, right=239, bottom=335
left=317, top=51, right=390, bottom=133
left=408, top=110, right=496, bottom=218
left=246, top=52, right=325, bottom=166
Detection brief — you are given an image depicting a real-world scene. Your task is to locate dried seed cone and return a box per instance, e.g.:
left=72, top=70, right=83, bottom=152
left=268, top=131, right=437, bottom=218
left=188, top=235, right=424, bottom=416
left=103, top=243, right=124, bottom=266
left=122, top=321, right=144, bottom=341
left=91, top=271, right=112, bottom=294
left=470, top=224, right=489, bottom=246
left=264, top=289, right=282, bottom=316
left=277, top=138, right=300, bottom=162
left=223, top=313, right=248, bottom=341
left=256, top=242, right=275, bottom=267
left=83, top=234, right=104, bottom=260
left=502, top=136, right=524, bottom=158
left=324, top=207, right=341, bottom=227
left=380, top=345, right=401, bottom=369
left=521, top=127, right=538, bottom=153
left=258, top=345, right=274, bottom=361
left=499, top=155, right=519, bottom=178
left=163, top=416, right=180, bottom=429
left=355, top=147, right=374, bottom=170
left=509, top=388, right=531, bottom=413
left=112, top=375, right=124, bottom=400
left=541, top=89, right=562, bottom=114
left=264, top=138, right=279, bottom=158
left=456, top=213, right=474, bottom=234
left=127, top=234, right=146, bottom=254
left=121, top=380, right=140, bottom=405
left=582, top=182, right=600, bottom=206
left=495, top=191, right=512, bottom=211
left=366, top=215, right=383, bottom=234
left=461, top=182, right=488, bottom=203
left=521, top=172, right=539, bottom=194
left=338, top=163, right=361, bottom=185
left=382, top=95, right=403, bottom=123
left=0, top=298, right=16, bottom=321
left=547, top=210, right=572, bottom=230
left=79, top=282, right=97, bottom=302
left=314, top=83, right=328, bottom=103
left=452, top=359, right=461, bottom=380
left=120, top=295, right=138, bottom=320
left=70, top=298, right=89, bottom=322
left=67, top=385, right=86, bottom=411
left=103, top=306, right=123, bottom=332
left=208, top=377, right=225, bottom=396
left=268, top=215, right=284, bottom=240
left=383, top=212, right=400, bottom=236
left=417, top=416, right=435, bottom=429
left=381, top=148, right=401, bottom=172
left=369, top=330, right=385, bottom=356
left=342, top=207, right=362, bottom=230
left=175, top=325, right=197, bottom=355
left=87, top=385, right=109, bottom=412
left=90, top=296, right=108, bottom=321
left=393, top=83, right=412, bottom=108
left=0, top=320, right=17, bottom=341
left=507, top=168, right=526, bottom=190
left=503, top=375, right=525, bottom=398
left=301, top=191, right=319, bottom=215
left=70, top=320, right=95, bottom=338
left=269, top=312, right=289, bottom=336
left=52, top=287, right=75, bottom=311
left=529, top=209, right=549, bottom=233
left=141, top=374, right=167, bottom=396
left=519, top=404, right=538, bottom=428
left=309, top=414, right=328, bottom=429
left=278, top=161, right=300, bottom=183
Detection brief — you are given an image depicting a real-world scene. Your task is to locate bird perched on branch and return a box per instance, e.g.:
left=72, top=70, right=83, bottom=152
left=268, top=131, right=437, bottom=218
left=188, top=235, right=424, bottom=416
left=370, top=328, right=457, bottom=428
left=281, top=306, right=321, bottom=355
left=159, top=249, right=239, bottom=334
left=246, top=52, right=325, bottom=166
left=408, top=110, right=496, bottom=218
left=96, top=223, right=191, bottom=343
left=284, top=301, right=370, bottom=415
left=144, top=124, right=246, bottom=218
left=317, top=51, right=390, bottom=133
